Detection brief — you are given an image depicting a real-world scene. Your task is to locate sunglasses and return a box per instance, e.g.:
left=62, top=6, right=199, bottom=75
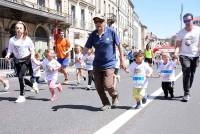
left=183, top=19, right=192, bottom=23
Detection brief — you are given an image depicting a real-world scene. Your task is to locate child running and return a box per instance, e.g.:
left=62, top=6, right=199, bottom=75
left=30, top=52, right=41, bottom=94
left=83, top=48, right=94, bottom=90
left=42, top=49, right=62, bottom=101
left=157, top=52, right=176, bottom=99
left=74, top=45, right=86, bottom=85
left=114, top=47, right=120, bottom=89
left=126, top=51, right=153, bottom=109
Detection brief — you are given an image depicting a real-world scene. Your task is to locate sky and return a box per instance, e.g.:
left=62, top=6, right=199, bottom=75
left=133, top=0, right=200, bottom=39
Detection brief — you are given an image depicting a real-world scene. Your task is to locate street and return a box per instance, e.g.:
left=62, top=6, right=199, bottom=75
left=0, top=65, right=200, bottom=134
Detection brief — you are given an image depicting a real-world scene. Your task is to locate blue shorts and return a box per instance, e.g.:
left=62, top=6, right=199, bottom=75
left=57, top=58, right=70, bottom=68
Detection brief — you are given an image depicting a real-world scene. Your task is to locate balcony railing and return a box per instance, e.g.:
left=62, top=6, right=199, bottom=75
left=6, top=0, right=67, bottom=17
left=2, top=0, right=72, bottom=25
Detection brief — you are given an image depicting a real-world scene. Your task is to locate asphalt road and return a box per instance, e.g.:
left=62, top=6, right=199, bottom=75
left=0, top=65, right=200, bottom=134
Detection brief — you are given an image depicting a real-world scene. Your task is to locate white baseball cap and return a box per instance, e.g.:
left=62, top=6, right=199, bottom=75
left=93, top=14, right=105, bottom=22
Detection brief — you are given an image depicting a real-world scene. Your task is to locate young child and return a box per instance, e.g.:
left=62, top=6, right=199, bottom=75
left=83, top=48, right=94, bottom=90
left=114, top=47, right=120, bottom=89
left=157, top=52, right=176, bottom=99
left=0, top=77, right=9, bottom=91
left=74, top=45, right=86, bottom=85
left=126, top=51, right=153, bottom=109
left=30, top=52, right=41, bottom=94
left=42, top=50, right=62, bottom=101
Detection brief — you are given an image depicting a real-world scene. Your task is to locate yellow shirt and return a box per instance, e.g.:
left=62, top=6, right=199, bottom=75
left=144, top=49, right=153, bottom=58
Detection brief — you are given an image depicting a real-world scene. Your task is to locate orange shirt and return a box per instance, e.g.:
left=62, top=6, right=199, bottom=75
left=55, top=37, right=71, bottom=59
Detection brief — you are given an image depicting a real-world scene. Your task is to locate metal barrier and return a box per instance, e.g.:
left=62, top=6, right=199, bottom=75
left=0, top=58, right=16, bottom=78
left=0, top=58, right=14, bottom=70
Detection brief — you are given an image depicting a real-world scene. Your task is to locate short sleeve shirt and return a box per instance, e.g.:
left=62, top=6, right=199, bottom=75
left=85, top=26, right=120, bottom=69
left=55, top=37, right=71, bottom=59
left=128, top=61, right=153, bottom=88
left=157, top=61, right=176, bottom=82
left=176, top=26, right=200, bottom=57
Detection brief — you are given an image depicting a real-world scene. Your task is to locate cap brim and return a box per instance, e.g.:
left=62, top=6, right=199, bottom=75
left=93, top=17, right=105, bottom=21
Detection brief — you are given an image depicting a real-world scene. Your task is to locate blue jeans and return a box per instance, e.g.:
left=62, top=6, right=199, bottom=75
left=179, top=55, right=199, bottom=95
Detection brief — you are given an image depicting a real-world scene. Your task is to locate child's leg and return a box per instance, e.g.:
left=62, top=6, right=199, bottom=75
left=161, top=82, right=168, bottom=98
left=88, top=70, right=93, bottom=85
left=133, top=88, right=142, bottom=109
left=0, top=77, right=9, bottom=90
left=80, top=69, right=86, bottom=81
left=30, top=76, right=39, bottom=93
left=50, top=78, right=62, bottom=92
left=48, top=80, right=57, bottom=101
left=168, top=81, right=174, bottom=98
left=76, top=69, right=80, bottom=84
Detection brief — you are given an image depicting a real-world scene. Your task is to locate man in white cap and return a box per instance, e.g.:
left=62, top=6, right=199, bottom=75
left=83, top=14, right=126, bottom=111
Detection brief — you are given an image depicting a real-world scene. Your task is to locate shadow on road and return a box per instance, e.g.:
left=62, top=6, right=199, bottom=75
left=150, top=95, right=183, bottom=101
left=0, top=97, right=16, bottom=102
left=26, top=96, right=49, bottom=101
left=112, top=105, right=132, bottom=110
left=52, top=104, right=101, bottom=112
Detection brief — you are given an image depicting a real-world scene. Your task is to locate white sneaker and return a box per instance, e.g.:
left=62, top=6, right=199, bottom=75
left=15, top=95, right=26, bottom=103
left=3, top=80, right=9, bottom=91
left=32, top=83, right=39, bottom=94
left=87, top=85, right=91, bottom=90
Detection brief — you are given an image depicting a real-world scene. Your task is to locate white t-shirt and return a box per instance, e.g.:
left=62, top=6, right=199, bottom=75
left=128, top=61, right=153, bottom=88
left=75, top=53, right=85, bottom=68
left=176, top=26, right=200, bottom=57
left=42, top=58, right=61, bottom=81
left=83, top=54, right=94, bottom=70
left=7, top=36, right=35, bottom=59
left=157, top=61, right=176, bottom=82
left=31, top=59, right=42, bottom=77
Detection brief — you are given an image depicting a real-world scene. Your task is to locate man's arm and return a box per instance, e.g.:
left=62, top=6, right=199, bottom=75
left=174, top=40, right=182, bottom=56
left=65, top=39, right=72, bottom=54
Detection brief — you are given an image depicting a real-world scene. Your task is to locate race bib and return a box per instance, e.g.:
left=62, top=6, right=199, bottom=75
left=132, top=75, right=145, bottom=88
left=161, top=70, right=173, bottom=74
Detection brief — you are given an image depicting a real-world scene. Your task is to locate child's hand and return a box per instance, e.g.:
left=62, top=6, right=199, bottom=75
left=124, top=68, right=129, bottom=73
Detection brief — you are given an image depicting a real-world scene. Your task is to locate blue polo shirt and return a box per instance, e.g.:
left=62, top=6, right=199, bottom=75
left=85, top=27, right=120, bottom=69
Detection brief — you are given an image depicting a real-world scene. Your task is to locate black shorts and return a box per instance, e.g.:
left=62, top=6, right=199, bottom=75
left=145, top=58, right=153, bottom=64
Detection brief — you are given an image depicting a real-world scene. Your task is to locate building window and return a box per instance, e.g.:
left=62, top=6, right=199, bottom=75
left=108, top=4, right=110, bottom=14
left=104, top=1, right=106, bottom=15
left=37, top=0, right=45, bottom=7
left=81, top=9, right=85, bottom=29
left=99, top=0, right=101, bottom=13
left=71, top=5, right=76, bottom=26
left=56, top=0, right=62, bottom=13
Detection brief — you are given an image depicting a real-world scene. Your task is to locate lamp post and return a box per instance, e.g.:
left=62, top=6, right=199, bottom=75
left=180, top=3, right=184, bottom=29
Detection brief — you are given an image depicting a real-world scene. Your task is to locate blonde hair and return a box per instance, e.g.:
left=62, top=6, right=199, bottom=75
left=15, top=21, right=28, bottom=38
left=44, top=49, right=51, bottom=58
left=161, top=52, right=170, bottom=58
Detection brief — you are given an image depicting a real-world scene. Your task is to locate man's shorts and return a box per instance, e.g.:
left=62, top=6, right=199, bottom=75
left=57, top=58, right=70, bottom=68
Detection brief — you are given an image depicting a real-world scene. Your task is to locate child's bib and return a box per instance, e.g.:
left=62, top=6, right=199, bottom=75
left=132, top=75, right=145, bottom=88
